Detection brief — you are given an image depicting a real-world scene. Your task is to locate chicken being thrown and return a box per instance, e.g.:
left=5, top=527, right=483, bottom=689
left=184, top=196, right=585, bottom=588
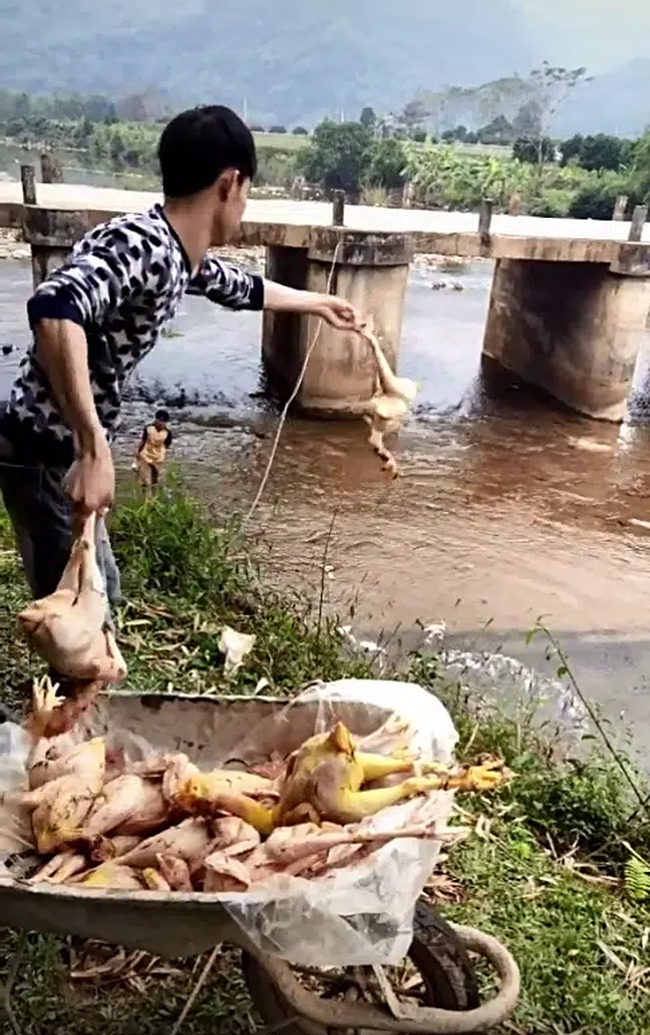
left=358, top=322, right=419, bottom=480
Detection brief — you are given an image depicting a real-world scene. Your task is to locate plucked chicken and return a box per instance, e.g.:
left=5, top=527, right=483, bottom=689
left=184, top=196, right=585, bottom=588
left=359, top=324, right=418, bottom=480
left=8, top=736, right=106, bottom=854
left=17, top=513, right=127, bottom=684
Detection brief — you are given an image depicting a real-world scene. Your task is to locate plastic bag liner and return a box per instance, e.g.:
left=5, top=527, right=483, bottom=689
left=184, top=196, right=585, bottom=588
left=0, top=722, right=33, bottom=855
left=218, top=679, right=458, bottom=967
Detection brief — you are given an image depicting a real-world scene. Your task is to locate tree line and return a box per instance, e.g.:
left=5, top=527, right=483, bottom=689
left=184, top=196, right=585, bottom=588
left=2, top=83, right=650, bottom=219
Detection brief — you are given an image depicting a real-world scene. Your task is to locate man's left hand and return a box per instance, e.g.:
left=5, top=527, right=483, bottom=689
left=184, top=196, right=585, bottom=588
left=313, top=294, right=363, bottom=331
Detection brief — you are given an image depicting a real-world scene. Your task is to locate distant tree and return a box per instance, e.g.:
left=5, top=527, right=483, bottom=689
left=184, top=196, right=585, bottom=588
left=579, top=134, right=631, bottom=173
left=359, top=106, right=376, bottom=128
left=398, top=98, right=431, bottom=134
left=512, top=99, right=543, bottom=140
left=117, top=93, right=149, bottom=122
left=524, top=62, right=590, bottom=165
left=477, top=114, right=514, bottom=145
left=365, top=137, right=407, bottom=189
left=412, top=130, right=427, bottom=143
left=559, top=133, right=584, bottom=166
left=300, top=119, right=373, bottom=196
left=513, top=136, right=554, bottom=164
left=269, top=124, right=287, bottom=134
left=568, top=183, right=640, bottom=220
left=83, top=94, right=117, bottom=123
left=249, top=123, right=266, bottom=132
left=292, top=125, right=309, bottom=135
left=442, top=129, right=455, bottom=142
left=109, top=129, right=126, bottom=164
left=465, top=131, right=479, bottom=144
left=14, top=92, right=30, bottom=118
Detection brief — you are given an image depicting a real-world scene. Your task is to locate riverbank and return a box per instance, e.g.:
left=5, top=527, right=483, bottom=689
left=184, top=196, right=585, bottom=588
left=1, top=483, right=650, bottom=1034
left=0, top=227, right=476, bottom=282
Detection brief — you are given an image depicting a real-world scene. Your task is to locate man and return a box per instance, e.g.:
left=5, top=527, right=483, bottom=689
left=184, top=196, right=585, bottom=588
left=0, top=104, right=362, bottom=663
left=136, top=408, right=173, bottom=497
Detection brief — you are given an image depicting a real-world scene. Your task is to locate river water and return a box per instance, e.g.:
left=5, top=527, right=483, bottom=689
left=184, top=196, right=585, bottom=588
left=2, top=249, right=650, bottom=756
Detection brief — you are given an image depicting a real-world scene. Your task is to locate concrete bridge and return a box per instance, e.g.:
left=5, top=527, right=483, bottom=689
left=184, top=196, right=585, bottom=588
left=2, top=176, right=650, bottom=422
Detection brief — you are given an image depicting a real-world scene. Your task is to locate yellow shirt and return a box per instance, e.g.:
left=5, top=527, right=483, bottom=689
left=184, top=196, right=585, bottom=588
left=140, top=425, right=172, bottom=468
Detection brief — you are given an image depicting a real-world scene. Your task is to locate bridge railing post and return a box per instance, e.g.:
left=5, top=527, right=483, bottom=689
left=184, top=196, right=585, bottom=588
left=478, top=198, right=493, bottom=256
left=628, top=205, right=648, bottom=242
left=41, top=153, right=62, bottom=184
left=332, top=190, right=345, bottom=227
left=20, top=164, right=36, bottom=205
left=612, top=195, right=628, bottom=221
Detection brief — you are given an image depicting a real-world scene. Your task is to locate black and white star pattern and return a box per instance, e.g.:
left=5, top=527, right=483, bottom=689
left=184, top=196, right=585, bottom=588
left=4, top=204, right=263, bottom=462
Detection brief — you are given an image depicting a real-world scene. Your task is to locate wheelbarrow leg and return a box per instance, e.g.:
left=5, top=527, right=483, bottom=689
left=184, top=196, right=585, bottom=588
left=1, top=931, right=28, bottom=1035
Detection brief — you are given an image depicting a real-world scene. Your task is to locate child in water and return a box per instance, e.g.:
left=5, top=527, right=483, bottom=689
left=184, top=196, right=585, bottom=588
left=135, top=409, right=173, bottom=496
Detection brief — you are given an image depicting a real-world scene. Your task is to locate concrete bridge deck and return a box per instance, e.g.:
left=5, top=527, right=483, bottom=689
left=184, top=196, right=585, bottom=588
left=1, top=181, right=650, bottom=264
left=2, top=179, right=650, bottom=423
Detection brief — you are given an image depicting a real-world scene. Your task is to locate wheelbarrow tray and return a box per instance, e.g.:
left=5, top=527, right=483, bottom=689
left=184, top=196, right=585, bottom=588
left=0, top=687, right=451, bottom=961
left=0, top=690, right=522, bottom=1033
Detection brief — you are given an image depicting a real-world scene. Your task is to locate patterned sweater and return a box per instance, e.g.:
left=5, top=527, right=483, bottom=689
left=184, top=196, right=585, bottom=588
left=1, top=204, right=264, bottom=464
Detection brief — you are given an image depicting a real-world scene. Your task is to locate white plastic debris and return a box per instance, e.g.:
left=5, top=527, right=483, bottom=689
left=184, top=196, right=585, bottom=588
left=218, top=626, right=256, bottom=675
left=338, top=626, right=387, bottom=671
left=423, top=621, right=447, bottom=646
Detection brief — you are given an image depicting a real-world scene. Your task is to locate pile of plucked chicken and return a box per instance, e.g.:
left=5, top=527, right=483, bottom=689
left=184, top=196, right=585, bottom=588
left=6, top=503, right=507, bottom=894
left=2, top=678, right=507, bottom=894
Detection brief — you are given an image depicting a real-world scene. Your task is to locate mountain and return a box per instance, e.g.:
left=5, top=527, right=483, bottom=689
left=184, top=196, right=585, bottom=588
left=0, top=0, right=538, bottom=126
left=558, top=59, right=650, bottom=137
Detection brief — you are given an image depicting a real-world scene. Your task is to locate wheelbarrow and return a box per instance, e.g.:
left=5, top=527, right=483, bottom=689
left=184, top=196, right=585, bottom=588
left=0, top=688, right=521, bottom=1034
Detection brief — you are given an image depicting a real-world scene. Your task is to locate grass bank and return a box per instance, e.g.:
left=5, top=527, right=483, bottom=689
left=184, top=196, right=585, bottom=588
left=1, top=481, right=650, bottom=1034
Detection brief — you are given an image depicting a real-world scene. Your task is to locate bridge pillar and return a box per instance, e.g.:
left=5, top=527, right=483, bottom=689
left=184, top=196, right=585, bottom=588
left=483, top=252, right=650, bottom=421
left=262, top=229, right=413, bottom=414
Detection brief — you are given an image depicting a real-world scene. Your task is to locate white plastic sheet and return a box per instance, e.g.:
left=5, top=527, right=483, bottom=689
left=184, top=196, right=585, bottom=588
left=0, top=721, right=33, bottom=855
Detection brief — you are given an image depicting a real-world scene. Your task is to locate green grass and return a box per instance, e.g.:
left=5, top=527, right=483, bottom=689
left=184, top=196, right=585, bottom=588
left=253, top=131, right=308, bottom=152
left=2, top=479, right=650, bottom=1033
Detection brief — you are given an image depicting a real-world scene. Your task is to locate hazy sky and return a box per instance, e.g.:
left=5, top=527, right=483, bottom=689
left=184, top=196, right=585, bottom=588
left=515, top=0, right=650, bottom=71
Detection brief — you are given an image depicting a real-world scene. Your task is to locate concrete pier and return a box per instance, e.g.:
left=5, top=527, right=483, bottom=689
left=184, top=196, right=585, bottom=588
left=483, top=255, right=650, bottom=421
left=263, top=229, right=413, bottom=413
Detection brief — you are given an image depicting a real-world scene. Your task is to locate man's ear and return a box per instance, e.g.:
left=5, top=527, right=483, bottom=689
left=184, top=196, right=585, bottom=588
left=216, top=168, right=239, bottom=202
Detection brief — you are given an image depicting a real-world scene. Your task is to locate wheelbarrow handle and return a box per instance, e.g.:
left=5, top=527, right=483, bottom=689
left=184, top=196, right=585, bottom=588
left=247, top=922, right=520, bottom=1034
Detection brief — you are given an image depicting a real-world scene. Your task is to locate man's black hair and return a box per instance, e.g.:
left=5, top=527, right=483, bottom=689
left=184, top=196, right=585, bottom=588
left=159, top=105, right=257, bottom=198
left=155, top=408, right=170, bottom=423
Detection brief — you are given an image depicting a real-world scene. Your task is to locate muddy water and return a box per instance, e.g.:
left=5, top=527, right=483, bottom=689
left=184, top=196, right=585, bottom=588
left=2, top=257, right=650, bottom=753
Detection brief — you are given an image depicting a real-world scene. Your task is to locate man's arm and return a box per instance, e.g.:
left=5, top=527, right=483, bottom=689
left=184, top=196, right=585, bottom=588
left=262, top=280, right=362, bottom=330
left=137, top=426, right=148, bottom=457
left=27, top=226, right=153, bottom=513
left=188, top=257, right=362, bottom=329
left=33, top=319, right=113, bottom=514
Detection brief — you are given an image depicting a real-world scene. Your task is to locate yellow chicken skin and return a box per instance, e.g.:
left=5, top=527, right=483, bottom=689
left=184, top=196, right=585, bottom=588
left=278, top=722, right=415, bottom=822
left=279, top=721, right=507, bottom=826
left=171, top=769, right=278, bottom=835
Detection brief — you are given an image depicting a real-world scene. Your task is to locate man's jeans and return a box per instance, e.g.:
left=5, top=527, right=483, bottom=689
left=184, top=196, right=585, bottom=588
left=0, top=434, right=121, bottom=626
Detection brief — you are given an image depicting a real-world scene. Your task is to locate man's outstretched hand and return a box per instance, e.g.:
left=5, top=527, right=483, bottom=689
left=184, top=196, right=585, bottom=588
left=313, top=293, right=364, bottom=331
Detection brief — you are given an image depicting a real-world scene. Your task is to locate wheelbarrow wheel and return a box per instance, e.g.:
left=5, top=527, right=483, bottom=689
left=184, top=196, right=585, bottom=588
left=242, top=898, right=480, bottom=1033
